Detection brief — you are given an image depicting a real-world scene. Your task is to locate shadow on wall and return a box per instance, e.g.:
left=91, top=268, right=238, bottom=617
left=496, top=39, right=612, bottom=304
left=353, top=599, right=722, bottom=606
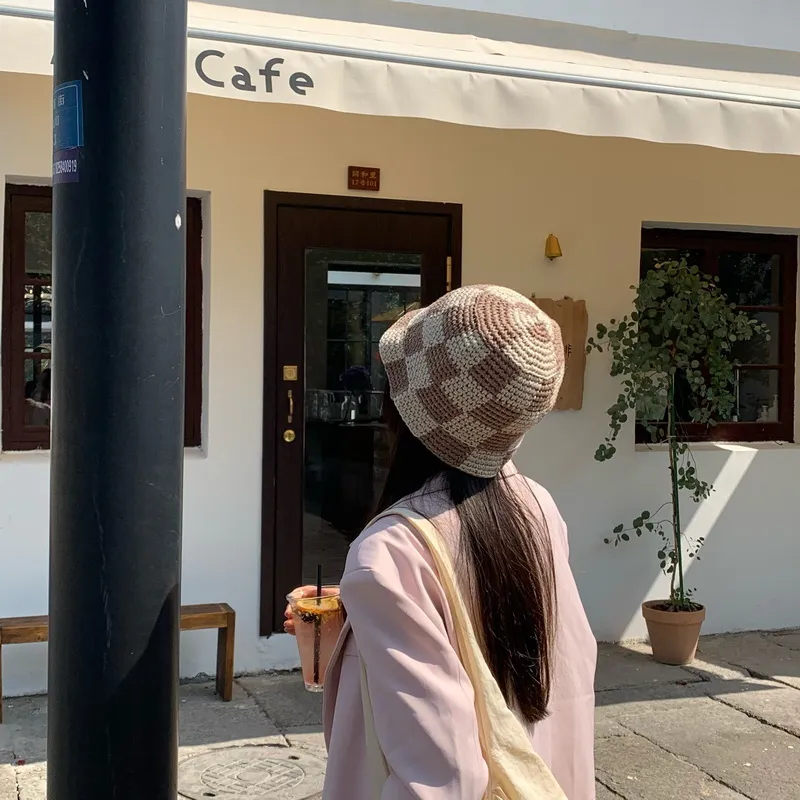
left=568, top=442, right=797, bottom=641
left=208, top=0, right=800, bottom=78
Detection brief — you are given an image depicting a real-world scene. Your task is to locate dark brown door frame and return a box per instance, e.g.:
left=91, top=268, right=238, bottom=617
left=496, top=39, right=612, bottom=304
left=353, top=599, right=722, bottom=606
left=260, top=191, right=463, bottom=636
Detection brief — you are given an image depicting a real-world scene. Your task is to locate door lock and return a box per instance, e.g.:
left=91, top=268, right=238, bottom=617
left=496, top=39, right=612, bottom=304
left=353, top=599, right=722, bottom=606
left=283, top=429, right=296, bottom=443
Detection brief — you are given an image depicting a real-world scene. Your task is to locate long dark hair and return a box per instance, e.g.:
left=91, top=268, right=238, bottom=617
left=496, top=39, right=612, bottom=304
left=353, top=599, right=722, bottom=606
left=376, top=390, right=557, bottom=724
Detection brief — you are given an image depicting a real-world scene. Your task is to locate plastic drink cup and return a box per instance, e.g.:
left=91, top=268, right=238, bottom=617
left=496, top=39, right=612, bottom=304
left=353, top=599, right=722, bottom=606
left=288, top=587, right=344, bottom=692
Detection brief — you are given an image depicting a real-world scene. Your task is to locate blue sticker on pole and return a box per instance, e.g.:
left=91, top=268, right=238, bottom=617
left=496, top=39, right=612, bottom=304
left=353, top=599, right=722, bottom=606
left=53, top=149, right=80, bottom=184
left=53, top=80, right=84, bottom=152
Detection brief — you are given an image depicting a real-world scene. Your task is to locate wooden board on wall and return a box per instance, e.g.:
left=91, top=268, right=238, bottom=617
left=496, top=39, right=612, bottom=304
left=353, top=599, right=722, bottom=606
left=533, top=296, right=588, bottom=411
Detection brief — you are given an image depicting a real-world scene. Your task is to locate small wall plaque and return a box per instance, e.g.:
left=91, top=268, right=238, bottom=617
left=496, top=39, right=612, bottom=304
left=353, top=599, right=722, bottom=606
left=348, top=166, right=381, bottom=192
left=532, top=296, right=588, bottom=411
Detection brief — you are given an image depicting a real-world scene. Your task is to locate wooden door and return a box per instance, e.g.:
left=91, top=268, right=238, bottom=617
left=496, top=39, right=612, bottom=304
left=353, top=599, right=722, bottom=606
left=261, top=193, right=462, bottom=633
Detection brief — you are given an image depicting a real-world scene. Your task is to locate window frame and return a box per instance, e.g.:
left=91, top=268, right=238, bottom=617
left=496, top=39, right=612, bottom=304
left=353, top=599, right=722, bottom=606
left=2, top=184, right=203, bottom=451
left=638, top=227, right=797, bottom=444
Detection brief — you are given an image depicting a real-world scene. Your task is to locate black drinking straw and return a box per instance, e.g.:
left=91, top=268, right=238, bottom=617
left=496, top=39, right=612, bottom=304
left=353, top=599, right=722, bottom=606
left=313, top=564, right=323, bottom=684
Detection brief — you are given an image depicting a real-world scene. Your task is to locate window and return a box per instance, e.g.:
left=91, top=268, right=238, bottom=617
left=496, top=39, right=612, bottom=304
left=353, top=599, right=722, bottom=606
left=304, top=248, right=422, bottom=415
left=2, top=185, right=203, bottom=450
left=639, top=228, right=797, bottom=443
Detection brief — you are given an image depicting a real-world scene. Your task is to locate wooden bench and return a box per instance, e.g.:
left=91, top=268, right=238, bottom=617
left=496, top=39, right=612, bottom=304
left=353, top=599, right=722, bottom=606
left=0, top=602, right=235, bottom=723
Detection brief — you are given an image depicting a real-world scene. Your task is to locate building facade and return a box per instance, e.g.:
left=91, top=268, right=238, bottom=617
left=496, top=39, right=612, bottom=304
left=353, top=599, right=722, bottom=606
left=1, top=0, right=800, bottom=697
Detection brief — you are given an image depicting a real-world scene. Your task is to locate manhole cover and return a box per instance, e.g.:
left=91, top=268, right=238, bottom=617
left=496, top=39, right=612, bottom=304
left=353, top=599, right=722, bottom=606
left=178, top=746, right=326, bottom=800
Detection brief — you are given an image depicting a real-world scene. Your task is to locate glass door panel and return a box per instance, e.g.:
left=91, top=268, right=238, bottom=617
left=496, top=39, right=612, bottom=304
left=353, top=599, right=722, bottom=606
left=302, top=249, right=422, bottom=586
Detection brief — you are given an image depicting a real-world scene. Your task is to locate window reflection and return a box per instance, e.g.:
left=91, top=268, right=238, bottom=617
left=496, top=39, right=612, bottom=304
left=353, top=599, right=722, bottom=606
left=303, top=249, right=422, bottom=586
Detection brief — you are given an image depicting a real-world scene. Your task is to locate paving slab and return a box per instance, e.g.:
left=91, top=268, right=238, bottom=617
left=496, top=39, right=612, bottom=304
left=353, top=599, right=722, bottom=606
left=699, top=633, right=800, bottom=690
left=616, top=694, right=800, bottom=800
left=0, top=695, right=47, bottom=737
left=596, top=732, right=750, bottom=799
left=686, top=657, right=752, bottom=682
left=595, top=718, right=630, bottom=740
left=238, top=673, right=323, bottom=731
left=0, top=696, right=47, bottom=765
left=772, top=631, right=800, bottom=651
left=16, top=764, right=45, bottom=800
left=616, top=640, right=752, bottom=684
left=597, top=678, right=713, bottom=719
left=179, top=682, right=282, bottom=753
left=595, top=781, right=621, bottom=799
left=710, top=679, right=800, bottom=738
left=596, top=643, right=700, bottom=691
left=0, top=723, right=13, bottom=762
left=0, top=766, right=16, bottom=800
left=284, top=726, right=326, bottom=754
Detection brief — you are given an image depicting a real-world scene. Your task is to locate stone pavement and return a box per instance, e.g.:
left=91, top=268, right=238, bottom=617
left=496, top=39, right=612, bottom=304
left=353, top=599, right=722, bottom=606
left=1, top=630, right=798, bottom=798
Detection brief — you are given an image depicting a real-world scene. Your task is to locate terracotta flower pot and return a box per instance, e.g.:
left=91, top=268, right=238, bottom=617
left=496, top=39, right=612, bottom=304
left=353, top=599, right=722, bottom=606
left=641, top=600, right=706, bottom=666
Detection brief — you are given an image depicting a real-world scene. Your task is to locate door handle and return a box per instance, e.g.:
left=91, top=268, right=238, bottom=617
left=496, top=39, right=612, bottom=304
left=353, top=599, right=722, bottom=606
left=287, top=389, right=294, bottom=424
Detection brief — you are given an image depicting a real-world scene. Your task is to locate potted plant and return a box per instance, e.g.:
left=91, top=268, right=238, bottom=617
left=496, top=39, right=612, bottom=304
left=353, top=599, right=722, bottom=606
left=587, top=259, right=767, bottom=665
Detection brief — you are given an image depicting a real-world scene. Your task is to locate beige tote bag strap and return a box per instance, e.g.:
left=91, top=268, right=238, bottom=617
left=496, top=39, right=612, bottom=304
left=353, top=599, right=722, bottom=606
left=359, top=651, right=390, bottom=796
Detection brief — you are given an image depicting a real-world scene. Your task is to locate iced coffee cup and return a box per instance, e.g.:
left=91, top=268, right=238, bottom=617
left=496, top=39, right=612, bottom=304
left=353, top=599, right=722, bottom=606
left=288, top=587, right=344, bottom=692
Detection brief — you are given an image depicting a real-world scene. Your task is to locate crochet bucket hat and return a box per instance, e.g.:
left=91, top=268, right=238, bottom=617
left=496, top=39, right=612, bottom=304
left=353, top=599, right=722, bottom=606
left=379, top=285, right=565, bottom=478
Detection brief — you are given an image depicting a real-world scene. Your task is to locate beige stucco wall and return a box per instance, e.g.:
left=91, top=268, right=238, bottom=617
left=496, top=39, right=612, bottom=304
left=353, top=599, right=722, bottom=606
left=2, top=70, right=799, bottom=695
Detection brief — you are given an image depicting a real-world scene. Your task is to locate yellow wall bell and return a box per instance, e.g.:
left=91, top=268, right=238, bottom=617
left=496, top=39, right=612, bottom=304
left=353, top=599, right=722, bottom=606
left=545, top=234, right=563, bottom=261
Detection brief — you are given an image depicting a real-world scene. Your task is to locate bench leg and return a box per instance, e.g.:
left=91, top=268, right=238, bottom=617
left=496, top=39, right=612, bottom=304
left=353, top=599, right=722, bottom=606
left=0, top=643, right=4, bottom=724
left=215, top=612, right=235, bottom=702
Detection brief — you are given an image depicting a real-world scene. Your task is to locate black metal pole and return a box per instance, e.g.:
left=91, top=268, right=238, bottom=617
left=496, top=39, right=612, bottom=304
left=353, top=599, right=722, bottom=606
left=49, top=2, right=188, bottom=798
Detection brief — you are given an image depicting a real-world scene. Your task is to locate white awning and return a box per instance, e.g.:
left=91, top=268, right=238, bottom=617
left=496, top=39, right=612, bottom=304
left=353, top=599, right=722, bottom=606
left=4, top=2, right=800, bottom=155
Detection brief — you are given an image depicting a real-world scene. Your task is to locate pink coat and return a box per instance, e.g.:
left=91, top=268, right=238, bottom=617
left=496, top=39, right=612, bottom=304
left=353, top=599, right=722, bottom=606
left=322, top=466, right=597, bottom=799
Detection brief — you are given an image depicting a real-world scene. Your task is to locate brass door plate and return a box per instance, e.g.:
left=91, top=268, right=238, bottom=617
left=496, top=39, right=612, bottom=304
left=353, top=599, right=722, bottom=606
left=283, top=429, right=297, bottom=443
left=283, top=365, right=298, bottom=381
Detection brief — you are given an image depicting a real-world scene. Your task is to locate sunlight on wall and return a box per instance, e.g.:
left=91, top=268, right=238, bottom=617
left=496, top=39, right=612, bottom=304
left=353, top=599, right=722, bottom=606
left=638, top=445, right=759, bottom=619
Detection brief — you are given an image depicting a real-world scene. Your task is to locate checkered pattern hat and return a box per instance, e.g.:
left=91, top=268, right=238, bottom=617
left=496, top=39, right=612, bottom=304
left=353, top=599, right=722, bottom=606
left=379, top=285, right=564, bottom=478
